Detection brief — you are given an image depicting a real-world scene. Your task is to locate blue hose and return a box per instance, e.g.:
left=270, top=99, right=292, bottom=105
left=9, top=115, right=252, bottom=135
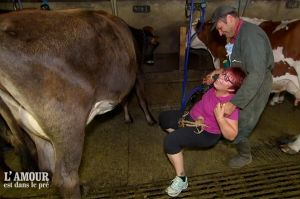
left=180, top=0, right=195, bottom=113
left=180, top=0, right=206, bottom=113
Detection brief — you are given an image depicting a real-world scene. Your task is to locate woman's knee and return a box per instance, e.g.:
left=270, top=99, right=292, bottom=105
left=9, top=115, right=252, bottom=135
left=164, top=134, right=181, bottom=154
left=159, top=110, right=180, bottom=130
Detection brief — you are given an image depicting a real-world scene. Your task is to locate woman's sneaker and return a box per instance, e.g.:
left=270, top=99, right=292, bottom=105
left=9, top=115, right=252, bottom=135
left=166, top=176, right=188, bottom=197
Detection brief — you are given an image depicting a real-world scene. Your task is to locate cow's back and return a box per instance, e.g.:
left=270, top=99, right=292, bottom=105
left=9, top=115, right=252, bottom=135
left=267, top=20, right=300, bottom=60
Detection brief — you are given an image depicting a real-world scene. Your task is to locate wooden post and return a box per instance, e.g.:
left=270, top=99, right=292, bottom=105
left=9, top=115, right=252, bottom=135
left=179, top=26, right=187, bottom=71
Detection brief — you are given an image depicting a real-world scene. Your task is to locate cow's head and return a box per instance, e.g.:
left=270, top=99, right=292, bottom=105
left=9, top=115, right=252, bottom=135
left=142, top=26, right=159, bottom=65
left=191, top=21, right=227, bottom=69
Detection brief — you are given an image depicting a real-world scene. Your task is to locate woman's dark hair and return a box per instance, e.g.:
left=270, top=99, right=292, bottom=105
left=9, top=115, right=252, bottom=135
left=225, top=66, right=246, bottom=93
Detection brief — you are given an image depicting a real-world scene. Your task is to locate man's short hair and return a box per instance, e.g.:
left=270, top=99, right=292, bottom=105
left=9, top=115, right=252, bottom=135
left=210, top=5, right=238, bottom=31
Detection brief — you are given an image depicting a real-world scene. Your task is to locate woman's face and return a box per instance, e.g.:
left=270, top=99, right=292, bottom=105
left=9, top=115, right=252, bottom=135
left=213, top=71, right=234, bottom=92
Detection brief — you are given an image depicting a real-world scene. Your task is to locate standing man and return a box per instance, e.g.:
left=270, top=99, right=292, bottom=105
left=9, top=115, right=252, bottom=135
left=209, top=5, right=274, bottom=168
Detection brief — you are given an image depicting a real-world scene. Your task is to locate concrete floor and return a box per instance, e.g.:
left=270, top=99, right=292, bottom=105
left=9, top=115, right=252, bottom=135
left=1, top=53, right=300, bottom=198
left=81, top=99, right=300, bottom=187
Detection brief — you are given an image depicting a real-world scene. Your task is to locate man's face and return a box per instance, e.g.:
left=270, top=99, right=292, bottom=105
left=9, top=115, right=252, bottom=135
left=215, top=15, right=235, bottom=38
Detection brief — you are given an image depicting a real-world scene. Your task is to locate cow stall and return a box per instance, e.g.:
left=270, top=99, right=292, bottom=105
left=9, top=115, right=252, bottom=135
left=0, top=1, right=300, bottom=198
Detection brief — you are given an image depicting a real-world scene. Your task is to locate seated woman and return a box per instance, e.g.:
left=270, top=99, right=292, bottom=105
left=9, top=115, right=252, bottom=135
left=159, top=66, right=246, bottom=197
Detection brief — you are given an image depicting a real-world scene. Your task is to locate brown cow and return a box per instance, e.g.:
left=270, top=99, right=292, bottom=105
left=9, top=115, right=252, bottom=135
left=0, top=9, right=151, bottom=198
left=123, top=26, right=158, bottom=125
left=192, top=18, right=300, bottom=106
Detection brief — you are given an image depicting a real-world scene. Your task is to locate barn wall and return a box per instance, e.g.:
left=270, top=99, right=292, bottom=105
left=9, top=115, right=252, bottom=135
left=0, top=0, right=300, bottom=54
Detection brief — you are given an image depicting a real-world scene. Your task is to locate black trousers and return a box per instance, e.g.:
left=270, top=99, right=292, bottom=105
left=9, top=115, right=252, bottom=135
left=159, top=110, right=221, bottom=154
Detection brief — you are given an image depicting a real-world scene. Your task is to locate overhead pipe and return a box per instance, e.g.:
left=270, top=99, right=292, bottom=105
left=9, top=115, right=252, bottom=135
left=111, top=0, right=118, bottom=16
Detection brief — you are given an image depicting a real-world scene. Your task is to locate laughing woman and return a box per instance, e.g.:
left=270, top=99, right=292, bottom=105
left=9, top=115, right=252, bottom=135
left=159, top=66, right=246, bottom=197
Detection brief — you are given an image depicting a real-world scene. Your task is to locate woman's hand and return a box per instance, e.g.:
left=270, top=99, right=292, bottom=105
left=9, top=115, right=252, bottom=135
left=202, top=69, right=223, bottom=85
left=214, top=102, right=238, bottom=141
left=214, top=103, right=225, bottom=120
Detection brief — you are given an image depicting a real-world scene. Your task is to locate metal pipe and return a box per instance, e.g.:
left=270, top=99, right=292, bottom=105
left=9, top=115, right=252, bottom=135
left=111, top=0, right=118, bottom=16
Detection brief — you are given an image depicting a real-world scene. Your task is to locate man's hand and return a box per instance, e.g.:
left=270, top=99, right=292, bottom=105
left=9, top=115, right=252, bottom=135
left=223, top=102, right=236, bottom=116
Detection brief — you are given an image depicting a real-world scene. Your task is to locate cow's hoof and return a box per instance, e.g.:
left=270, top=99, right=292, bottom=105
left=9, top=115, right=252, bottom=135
left=40, top=4, right=50, bottom=10
left=124, top=118, right=133, bottom=124
left=269, top=101, right=276, bottom=106
left=124, top=114, right=133, bottom=124
left=125, top=120, right=133, bottom=124
left=145, top=60, right=154, bottom=65
left=80, top=184, right=89, bottom=197
left=277, top=136, right=297, bottom=145
left=280, top=144, right=298, bottom=155
left=294, top=99, right=300, bottom=106
left=147, top=119, right=157, bottom=126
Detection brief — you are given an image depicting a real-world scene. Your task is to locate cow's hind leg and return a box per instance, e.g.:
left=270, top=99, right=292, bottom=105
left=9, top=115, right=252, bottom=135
left=270, top=92, right=285, bottom=106
left=122, top=97, right=134, bottom=123
left=51, top=127, right=84, bottom=199
left=135, top=75, right=156, bottom=125
left=0, top=118, right=13, bottom=182
left=59, top=169, right=81, bottom=199
left=0, top=151, right=11, bottom=172
left=278, top=92, right=285, bottom=103
left=0, top=145, right=13, bottom=182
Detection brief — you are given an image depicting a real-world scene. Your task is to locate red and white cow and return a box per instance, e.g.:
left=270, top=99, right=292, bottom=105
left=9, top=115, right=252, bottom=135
left=280, top=134, right=300, bottom=154
left=191, top=18, right=300, bottom=106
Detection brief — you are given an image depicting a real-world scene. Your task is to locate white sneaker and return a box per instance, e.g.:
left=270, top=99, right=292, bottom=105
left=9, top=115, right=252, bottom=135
left=166, top=176, right=188, bottom=197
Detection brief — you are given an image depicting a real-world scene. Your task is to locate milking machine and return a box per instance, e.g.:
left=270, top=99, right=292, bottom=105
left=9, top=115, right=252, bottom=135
left=40, top=0, right=50, bottom=10
left=12, top=0, right=23, bottom=10
left=180, top=0, right=207, bottom=112
left=110, top=0, right=118, bottom=16
left=11, top=0, right=50, bottom=11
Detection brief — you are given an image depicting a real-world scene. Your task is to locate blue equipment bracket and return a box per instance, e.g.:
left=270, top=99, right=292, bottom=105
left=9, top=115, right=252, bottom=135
left=12, top=0, right=23, bottom=10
